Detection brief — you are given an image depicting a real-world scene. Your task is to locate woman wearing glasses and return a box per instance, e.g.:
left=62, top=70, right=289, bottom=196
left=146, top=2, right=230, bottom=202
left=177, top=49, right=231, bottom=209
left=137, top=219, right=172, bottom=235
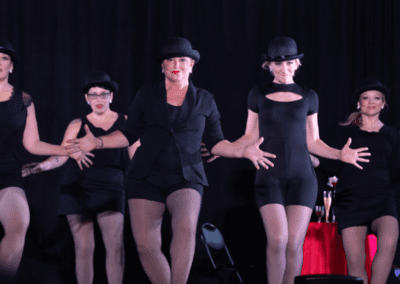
left=23, top=71, right=138, bottom=284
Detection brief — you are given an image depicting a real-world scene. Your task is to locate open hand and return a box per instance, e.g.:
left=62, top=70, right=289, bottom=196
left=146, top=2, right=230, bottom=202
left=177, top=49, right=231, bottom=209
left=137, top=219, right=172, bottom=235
left=66, top=125, right=99, bottom=154
left=22, top=162, right=44, bottom=177
left=243, top=137, right=276, bottom=170
left=340, top=138, right=370, bottom=169
left=201, top=142, right=220, bottom=163
left=70, top=151, right=95, bottom=170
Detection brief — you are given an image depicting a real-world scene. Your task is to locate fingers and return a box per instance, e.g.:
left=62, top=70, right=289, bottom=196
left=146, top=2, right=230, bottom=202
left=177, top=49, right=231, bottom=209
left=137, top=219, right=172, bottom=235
left=81, top=159, right=90, bottom=168
left=76, top=160, right=83, bottom=171
left=86, top=152, right=95, bottom=157
left=353, top=162, right=363, bottom=170
left=261, top=158, right=274, bottom=168
left=22, top=162, right=38, bottom=169
left=84, top=124, right=92, bottom=135
left=357, top=157, right=369, bottom=163
left=68, top=148, right=82, bottom=155
left=65, top=144, right=81, bottom=152
left=256, top=137, right=264, bottom=146
left=207, top=156, right=219, bottom=163
left=82, top=155, right=93, bottom=165
left=66, top=139, right=79, bottom=144
left=263, top=152, right=276, bottom=159
left=355, top=147, right=369, bottom=153
left=201, top=152, right=211, bottom=157
left=252, top=160, right=260, bottom=170
left=258, top=160, right=269, bottom=170
left=344, top=137, right=352, bottom=147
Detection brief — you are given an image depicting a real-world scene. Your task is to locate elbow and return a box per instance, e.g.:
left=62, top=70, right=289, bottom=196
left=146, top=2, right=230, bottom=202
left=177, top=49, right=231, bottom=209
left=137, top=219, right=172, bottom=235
left=306, top=139, right=318, bottom=153
left=23, top=139, right=35, bottom=154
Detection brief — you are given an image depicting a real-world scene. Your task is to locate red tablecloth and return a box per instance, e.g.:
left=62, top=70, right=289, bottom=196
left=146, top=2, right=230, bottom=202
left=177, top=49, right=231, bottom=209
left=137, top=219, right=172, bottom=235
left=301, top=222, right=377, bottom=282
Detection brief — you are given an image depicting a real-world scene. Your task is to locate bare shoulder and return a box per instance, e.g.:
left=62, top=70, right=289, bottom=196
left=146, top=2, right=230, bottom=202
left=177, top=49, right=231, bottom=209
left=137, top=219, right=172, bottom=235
left=22, top=91, right=33, bottom=108
left=70, top=118, right=82, bottom=125
left=68, top=118, right=82, bottom=131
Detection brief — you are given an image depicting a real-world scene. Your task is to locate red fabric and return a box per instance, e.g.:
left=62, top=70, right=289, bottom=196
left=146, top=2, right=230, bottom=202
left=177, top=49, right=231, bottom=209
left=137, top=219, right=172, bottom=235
left=301, top=222, right=377, bottom=282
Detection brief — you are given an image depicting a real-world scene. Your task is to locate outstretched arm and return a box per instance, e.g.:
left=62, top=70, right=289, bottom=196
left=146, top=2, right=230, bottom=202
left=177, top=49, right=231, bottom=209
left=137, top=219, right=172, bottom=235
left=22, top=118, right=93, bottom=176
left=306, top=113, right=370, bottom=169
left=22, top=98, right=70, bottom=156
left=67, top=125, right=130, bottom=154
left=210, top=110, right=276, bottom=170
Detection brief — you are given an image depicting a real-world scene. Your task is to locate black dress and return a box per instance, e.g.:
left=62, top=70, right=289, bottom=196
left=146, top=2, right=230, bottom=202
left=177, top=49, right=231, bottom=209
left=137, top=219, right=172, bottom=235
left=0, top=88, right=27, bottom=190
left=247, top=82, right=319, bottom=209
left=319, top=124, right=400, bottom=232
left=58, top=114, right=128, bottom=216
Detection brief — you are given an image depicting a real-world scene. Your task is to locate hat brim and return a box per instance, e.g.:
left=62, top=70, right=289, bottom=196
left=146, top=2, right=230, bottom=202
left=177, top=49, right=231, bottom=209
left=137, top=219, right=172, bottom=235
left=0, top=49, right=19, bottom=69
left=261, top=53, right=304, bottom=62
left=82, top=81, right=118, bottom=94
left=155, top=51, right=200, bottom=63
left=356, top=85, right=390, bottom=100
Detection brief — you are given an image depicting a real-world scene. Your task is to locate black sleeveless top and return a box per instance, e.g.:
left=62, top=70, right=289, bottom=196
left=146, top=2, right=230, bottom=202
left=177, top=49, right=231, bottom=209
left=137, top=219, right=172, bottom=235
left=0, top=88, right=27, bottom=177
left=76, top=113, right=129, bottom=169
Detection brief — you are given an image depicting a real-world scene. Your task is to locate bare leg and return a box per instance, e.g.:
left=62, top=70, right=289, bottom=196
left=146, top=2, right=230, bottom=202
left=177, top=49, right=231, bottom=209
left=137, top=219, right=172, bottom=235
left=259, top=204, right=288, bottom=284
left=166, top=188, right=202, bottom=284
left=128, top=199, right=170, bottom=284
left=283, top=205, right=312, bottom=284
left=97, top=211, right=125, bottom=284
left=66, top=214, right=95, bottom=284
left=370, top=216, right=399, bottom=284
left=0, top=187, right=30, bottom=277
left=341, top=226, right=368, bottom=284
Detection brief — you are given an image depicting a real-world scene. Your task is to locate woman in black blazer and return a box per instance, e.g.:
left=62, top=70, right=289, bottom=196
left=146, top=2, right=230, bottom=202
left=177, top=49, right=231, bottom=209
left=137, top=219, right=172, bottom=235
left=68, top=37, right=275, bottom=284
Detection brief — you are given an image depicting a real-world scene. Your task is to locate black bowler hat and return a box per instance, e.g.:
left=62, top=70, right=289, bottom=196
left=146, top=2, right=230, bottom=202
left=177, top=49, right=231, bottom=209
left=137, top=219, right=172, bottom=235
left=355, top=78, right=390, bottom=102
left=81, top=71, right=118, bottom=94
left=262, top=37, right=304, bottom=62
left=155, top=37, right=200, bottom=63
left=0, top=39, right=19, bottom=68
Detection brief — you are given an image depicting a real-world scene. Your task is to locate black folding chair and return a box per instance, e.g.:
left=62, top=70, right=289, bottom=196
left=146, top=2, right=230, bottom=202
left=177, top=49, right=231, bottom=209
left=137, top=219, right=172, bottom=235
left=295, top=274, right=363, bottom=284
left=200, top=223, right=243, bottom=283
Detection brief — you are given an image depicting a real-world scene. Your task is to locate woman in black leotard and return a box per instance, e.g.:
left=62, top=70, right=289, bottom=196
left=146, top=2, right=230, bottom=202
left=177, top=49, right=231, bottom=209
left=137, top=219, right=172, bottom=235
left=313, top=79, right=399, bottom=284
left=233, top=37, right=370, bottom=284
left=23, top=71, right=138, bottom=284
left=0, top=39, right=80, bottom=280
left=66, top=37, right=273, bottom=284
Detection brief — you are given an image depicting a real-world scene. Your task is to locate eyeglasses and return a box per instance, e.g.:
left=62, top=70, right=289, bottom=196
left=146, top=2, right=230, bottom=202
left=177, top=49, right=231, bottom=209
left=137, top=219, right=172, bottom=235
left=87, top=93, right=111, bottom=100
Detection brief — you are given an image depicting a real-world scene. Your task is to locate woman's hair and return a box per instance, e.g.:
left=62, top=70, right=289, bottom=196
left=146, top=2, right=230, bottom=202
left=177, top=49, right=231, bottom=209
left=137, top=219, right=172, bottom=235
left=339, top=111, right=362, bottom=127
left=339, top=91, right=388, bottom=126
left=261, top=59, right=302, bottom=76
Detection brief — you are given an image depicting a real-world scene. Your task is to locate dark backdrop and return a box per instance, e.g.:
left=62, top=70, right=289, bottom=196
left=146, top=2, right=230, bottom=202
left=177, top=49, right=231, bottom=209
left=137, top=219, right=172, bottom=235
left=1, top=0, right=400, bottom=283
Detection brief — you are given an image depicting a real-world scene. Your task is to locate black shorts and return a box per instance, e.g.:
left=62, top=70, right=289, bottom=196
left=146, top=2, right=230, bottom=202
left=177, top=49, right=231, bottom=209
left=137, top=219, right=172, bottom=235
left=254, top=174, right=318, bottom=209
left=58, top=166, right=125, bottom=216
left=0, top=174, right=24, bottom=190
left=126, top=170, right=204, bottom=203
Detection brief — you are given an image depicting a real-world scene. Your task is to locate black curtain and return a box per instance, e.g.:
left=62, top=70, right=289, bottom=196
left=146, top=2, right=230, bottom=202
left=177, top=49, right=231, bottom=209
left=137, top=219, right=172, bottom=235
left=1, top=0, right=400, bottom=283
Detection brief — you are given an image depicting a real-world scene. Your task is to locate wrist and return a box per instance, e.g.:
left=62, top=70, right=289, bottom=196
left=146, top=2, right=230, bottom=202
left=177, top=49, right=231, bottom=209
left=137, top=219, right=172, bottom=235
left=96, top=137, right=104, bottom=149
left=239, top=145, right=247, bottom=159
left=40, top=162, right=48, bottom=172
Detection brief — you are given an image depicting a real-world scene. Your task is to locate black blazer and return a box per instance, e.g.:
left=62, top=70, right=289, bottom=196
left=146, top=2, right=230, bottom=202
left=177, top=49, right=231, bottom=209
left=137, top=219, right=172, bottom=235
left=121, top=80, right=224, bottom=186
